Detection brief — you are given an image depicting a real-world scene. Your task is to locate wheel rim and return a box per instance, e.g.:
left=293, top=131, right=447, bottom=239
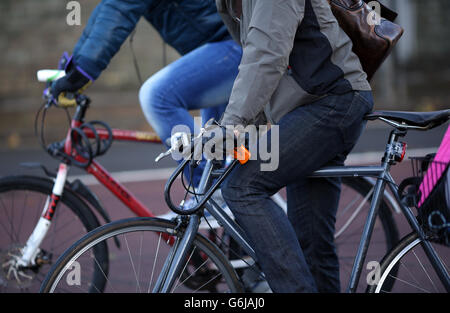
left=374, top=235, right=450, bottom=293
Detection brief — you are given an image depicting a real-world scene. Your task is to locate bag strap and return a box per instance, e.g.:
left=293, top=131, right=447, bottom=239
left=225, top=0, right=242, bottom=22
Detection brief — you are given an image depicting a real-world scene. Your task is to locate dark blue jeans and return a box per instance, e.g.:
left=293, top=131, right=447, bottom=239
left=139, top=40, right=242, bottom=186
left=222, top=90, right=374, bottom=293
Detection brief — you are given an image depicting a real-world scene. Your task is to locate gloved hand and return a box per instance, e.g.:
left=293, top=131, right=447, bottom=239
left=159, top=120, right=250, bottom=164
left=199, top=120, right=250, bottom=163
left=50, top=55, right=93, bottom=106
left=165, top=120, right=237, bottom=162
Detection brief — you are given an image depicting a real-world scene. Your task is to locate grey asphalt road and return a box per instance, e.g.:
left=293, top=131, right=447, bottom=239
left=0, top=122, right=447, bottom=177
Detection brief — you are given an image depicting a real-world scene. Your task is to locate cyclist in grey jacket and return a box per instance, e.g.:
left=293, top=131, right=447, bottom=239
left=217, top=0, right=371, bottom=127
left=216, top=0, right=375, bottom=292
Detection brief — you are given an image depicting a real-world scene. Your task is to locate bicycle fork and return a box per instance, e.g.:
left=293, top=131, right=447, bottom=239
left=153, top=159, right=214, bottom=292
left=17, top=163, right=69, bottom=267
left=152, top=215, right=201, bottom=293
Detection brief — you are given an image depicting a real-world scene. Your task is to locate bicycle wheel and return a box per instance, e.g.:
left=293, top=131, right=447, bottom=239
left=367, top=232, right=450, bottom=293
left=336, top=177, right=399, bottom=292
left=40, top=217, right=244, bottom=293
left=0, top=175, right=108, bottom=293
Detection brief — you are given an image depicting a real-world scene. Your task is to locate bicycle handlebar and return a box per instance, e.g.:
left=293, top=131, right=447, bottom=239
left=164, top=157, right=239, bottom=215
left=163, top=134, right=251, bottom=215
left=37, top=69, right=65, bottom=83
left=38, top=69, right=81, bottom=108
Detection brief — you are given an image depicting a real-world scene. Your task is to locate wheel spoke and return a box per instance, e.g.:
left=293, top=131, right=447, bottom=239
left=0, top=194, right=17, bottom=242
left=176, top=257, right=209, bottom=290
left=374, top=235, right=449, bottom=293
left=412, top=249, right=438, bottom=292
left=148, top=232, right=163, bottom=293
left=387, top=273, right=431, bottom=293
left=335, top=187, right=373, bottom=239
left=399, top=260, right=421, bottom=288
left=91, top=254, right=115, bottom=293
left=136, top=232, right=143, bottom=293
left=172, top=247, right=197, bottom=292
left=124, top=235, right=142, bottom=293
left=192, top=272, right=223, bottom=293
left=17, top=191, right=28, bottom=243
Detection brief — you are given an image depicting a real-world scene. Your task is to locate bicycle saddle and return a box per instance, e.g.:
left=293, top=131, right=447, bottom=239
left=365, top=109, right=450, bottom=129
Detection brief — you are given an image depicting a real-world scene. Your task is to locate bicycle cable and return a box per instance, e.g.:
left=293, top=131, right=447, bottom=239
left=129, top=29, right=143, bottom=86
left=180, top=162, right=207, bottom=198
left=34, top=101, right=73, bottom=159
left=34, top=101, right=47, bottom=151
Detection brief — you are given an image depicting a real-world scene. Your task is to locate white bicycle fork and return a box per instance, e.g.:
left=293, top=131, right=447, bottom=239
left=17, top=164, right=69, bottom=267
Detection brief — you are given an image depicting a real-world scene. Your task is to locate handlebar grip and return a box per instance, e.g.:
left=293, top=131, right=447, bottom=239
left=37, top=69, right=66, bottom=83
left=57, top=92, right=78, bottom=107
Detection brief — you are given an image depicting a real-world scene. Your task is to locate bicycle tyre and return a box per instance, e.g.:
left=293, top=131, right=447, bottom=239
left=0, top=175, right=108, bottom=293
left=40, top=217, right=244, bottom=293
left=367, top=232, right=450, bottom=293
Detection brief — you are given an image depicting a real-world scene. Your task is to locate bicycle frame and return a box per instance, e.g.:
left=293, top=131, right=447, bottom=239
left=55, top=100, right=163, bottom=220
left=84, top=133, right=160, bottom=219
left=156, top=128, right=450, bottom=293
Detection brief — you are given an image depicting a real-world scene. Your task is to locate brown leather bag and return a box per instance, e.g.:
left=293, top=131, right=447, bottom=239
left=226, top=0, right=403, bottom=82
left=328, top=0, right=404, bottom=81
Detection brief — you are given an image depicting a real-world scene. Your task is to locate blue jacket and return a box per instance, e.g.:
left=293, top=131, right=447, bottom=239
left=72, top=0, right=230, bottom=80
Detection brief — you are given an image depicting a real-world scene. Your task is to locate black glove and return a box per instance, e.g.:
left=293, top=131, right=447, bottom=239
left=50, top=56, right=92, bottom=106
left=199, top=121, right=250, bottom=163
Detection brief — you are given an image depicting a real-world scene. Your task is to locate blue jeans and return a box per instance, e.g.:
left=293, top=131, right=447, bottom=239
left=139, top=40, right=242, bottom=186
left=222, top=90, right=374, bottom=293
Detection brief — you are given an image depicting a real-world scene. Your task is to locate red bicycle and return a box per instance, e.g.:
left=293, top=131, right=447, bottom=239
left=0, top=72, right=399, bottom=292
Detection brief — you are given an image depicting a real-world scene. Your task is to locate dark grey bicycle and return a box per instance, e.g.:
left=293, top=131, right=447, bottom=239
left=40, top=109, right=450, bottom=293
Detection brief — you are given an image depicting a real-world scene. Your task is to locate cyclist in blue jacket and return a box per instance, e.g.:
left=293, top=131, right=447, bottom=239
left=50, top=0, right=242, bottom=187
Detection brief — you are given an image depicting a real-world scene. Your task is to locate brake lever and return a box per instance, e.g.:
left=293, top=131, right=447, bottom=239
left=42, top=88, right=54, bottom=108
left=155, top=148, right=173, bottom=163
left=155, top=131, right=197, bottom=163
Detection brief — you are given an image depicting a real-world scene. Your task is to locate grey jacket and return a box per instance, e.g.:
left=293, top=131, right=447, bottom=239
left=217, top=0, right=371, bottom=126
